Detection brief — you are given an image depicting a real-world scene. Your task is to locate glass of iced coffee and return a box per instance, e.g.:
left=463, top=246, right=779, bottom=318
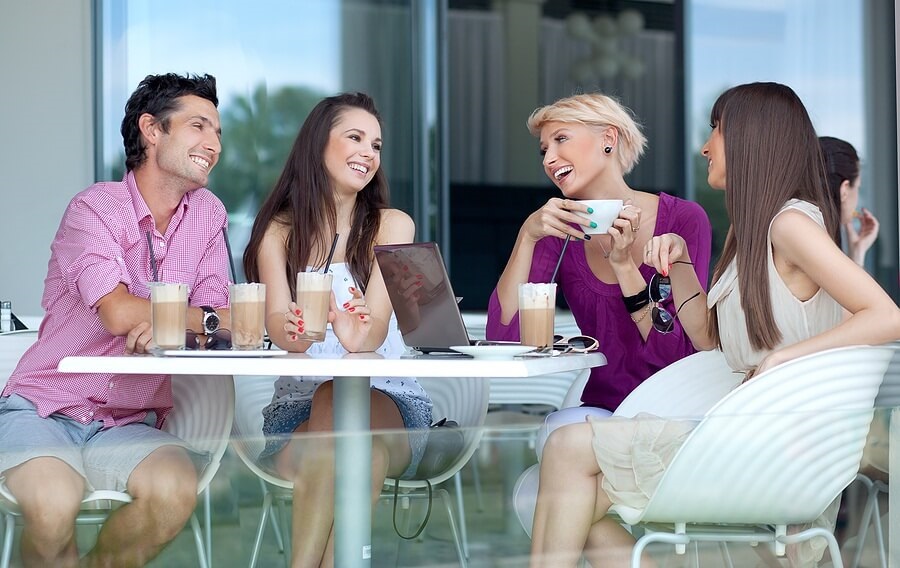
left=296, top=271, right=333, bottom=342
left=150, top=282, right=188, bottom=350
left=518, top=283, right=556, bottom=348
left=230, top=283, right=266, bottom=350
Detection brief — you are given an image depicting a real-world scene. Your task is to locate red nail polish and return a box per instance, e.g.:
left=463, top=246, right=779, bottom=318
left=348, top=307, right=355, bottom=312
left=342, top=302, right=350, bottom=309
left=349, top=287, right=356, bottom=293
left=416, top=274, right=424, bottom=279
left=359, top=315, right=365, bottom=320
left=416, top=281, right=423, bottom=286
left=297, top=324, right=303, bottom=331
left=295, top=309, right=301, bottom=316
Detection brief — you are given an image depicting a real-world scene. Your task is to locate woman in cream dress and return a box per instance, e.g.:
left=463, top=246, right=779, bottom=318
left=528, top=82, right=900, bottom=568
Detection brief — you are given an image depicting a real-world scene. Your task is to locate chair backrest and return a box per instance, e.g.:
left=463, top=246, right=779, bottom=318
left=396, top=376, right=490, bottom=487
left=230, top=375, right=294, bottom=489
left=613, top=349, right=740, bottom=419
left=165, top=374, right=235, bottom=492
left=617, top=345, right=894, bottom=526
left=0, top=331, right=39, bottom=390
left=873, top=341, right=900, bottom=409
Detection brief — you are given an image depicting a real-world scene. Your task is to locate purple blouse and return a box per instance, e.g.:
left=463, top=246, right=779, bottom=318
left=486, top=193, right=712, bottom=411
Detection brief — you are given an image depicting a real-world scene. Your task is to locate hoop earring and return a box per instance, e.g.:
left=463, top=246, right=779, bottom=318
left=604, top=146, right=613, bottom=154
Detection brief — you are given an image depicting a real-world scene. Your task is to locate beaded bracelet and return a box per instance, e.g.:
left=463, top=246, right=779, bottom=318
left=622, top=289, right=650, bottom=313
left=630, top=304, right=651, bottom=324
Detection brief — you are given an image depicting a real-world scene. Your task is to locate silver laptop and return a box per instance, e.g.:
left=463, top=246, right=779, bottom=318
left=373, top=242, right=475, bottom=353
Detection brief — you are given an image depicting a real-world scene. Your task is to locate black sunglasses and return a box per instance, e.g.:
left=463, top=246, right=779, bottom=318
left=648, top=274, right=700, bottom=334
left=185, top=329, right=233, bottom=350
left=551, top=334, right=599, bottom=354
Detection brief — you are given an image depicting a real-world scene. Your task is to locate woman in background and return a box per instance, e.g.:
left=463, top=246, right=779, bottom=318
left=819, top=135, right=880, bottom=266
left=243, top=92, right=432, bottom=567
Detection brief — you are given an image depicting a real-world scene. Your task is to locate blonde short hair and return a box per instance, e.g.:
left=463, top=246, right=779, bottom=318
left=527, top=93, right=647, bottom=175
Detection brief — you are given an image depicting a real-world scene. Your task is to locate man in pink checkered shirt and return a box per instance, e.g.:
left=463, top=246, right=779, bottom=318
left=0, top=73, right=232, bottom=567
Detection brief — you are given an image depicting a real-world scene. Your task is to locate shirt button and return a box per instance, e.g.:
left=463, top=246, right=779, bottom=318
left=108, top=381, right=115, bottom=389
left=89, top=411, right=94, bottom=417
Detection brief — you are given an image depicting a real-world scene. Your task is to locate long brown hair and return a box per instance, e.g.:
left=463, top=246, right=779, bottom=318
left=243, top=93, right=389, bottom=297
left=707, top=82, right=839, bottom=351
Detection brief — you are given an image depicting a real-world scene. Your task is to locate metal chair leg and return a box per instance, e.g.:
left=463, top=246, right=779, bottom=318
left=437, top=488, right=467, bottom=568
left=249, top=490, right=273, bottom=568
left=453, top=471, right=470, bottom=558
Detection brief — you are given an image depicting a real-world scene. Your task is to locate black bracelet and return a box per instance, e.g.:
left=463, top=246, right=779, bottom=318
left=623, top=289, right=650, bottom=313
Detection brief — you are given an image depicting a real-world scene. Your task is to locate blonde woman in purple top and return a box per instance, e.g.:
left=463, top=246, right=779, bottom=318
left=486, top=93, right=712, bottom=421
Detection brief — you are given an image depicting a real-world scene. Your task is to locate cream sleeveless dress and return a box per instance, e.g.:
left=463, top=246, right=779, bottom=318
left=260, top=263, right=433, bottom=479
left=591, top=200, right=843, bottom=565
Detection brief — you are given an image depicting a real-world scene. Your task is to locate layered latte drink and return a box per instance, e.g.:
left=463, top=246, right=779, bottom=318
left=518, top=282, right=556, bottom=348
left=230, top=283, right=266, bottom=350
left=296, top=272, right=333, bottom=342
left=150, top=282, right=188, bottom=350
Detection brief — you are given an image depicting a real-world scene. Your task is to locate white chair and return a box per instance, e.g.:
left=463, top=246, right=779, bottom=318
left=514, top=349, right=739, bottom=538
left=230, top=375, right=490, bottom=568
left=0, top=346, right=234, bottom=568
left=848, top=343, right=900, bottom=568
left=609, top=345, right=893, bottom=568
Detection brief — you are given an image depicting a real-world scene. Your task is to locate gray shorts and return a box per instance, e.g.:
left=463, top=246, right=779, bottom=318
left=0, top=394, right=210, bottom=492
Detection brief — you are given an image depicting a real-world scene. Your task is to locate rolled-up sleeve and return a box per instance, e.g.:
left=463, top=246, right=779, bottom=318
left=189, top=216, right=231, bottom=309
left=55, top=196, right=131, bottom=311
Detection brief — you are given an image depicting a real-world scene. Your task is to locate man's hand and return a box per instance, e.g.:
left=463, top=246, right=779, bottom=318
left=124, top=321, right=154, bottom=354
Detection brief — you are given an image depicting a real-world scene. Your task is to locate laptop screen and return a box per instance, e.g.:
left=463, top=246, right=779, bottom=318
left=373, top=242, right=471, bottom=352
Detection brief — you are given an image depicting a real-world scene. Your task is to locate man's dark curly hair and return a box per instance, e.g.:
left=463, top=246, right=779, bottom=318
left=120, top=73, right=218, bottom=171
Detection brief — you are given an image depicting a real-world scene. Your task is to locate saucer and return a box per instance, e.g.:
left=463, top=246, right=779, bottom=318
left=449, top=345, right=535, bottom=360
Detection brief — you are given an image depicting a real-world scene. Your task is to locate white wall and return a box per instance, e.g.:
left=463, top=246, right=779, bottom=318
left=0, top=1, right=94, bottom=316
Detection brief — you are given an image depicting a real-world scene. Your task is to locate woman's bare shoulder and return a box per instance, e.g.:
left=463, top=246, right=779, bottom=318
left=378, top=208, right=415, bottom=242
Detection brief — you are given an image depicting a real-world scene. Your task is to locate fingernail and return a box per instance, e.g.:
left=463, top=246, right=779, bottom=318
left=297, top=324, right=303, bottom=331
left=663, top=270, right=668, bottom=277
left=289, top=334, right=297, bottom=342
left=416, top=281, right=423, bottom=286
left=348, top=307, right=355, bottom=312
left=587, top=207, right=594, bottom=214
left=359, top=315, right=365, bottom=320
left=349, top=287, right=356, bottom=293
left=294, top=309, right=301, bottom=316
left=590, top=222, right=598, bottom=229
left=342, top=302, right=350, bottom=309
left=583, top=234, right=592, bottom=241
left=416, top=274, right=424, bottom=279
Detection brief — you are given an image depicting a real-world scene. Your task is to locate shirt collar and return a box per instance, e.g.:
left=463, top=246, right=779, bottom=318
left=125, top=170, right=192, bottom=234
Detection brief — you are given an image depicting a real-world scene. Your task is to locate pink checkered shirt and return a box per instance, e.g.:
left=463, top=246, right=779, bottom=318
left=3, top=171, right=231, bottom=428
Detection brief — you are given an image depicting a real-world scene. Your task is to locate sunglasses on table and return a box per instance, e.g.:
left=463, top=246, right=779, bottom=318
left=520, top=335, right=599, bottom=357
left=648, top=273, right=701, bottom=334
left=185, top=329, right=233, bottom=350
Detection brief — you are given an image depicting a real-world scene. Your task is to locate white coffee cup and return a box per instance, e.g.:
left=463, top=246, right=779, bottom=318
left=576, top=199, right=624, bottom=234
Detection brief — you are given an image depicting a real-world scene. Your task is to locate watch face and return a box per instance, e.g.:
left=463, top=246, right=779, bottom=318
left=204, top=311, right=220, bottom=333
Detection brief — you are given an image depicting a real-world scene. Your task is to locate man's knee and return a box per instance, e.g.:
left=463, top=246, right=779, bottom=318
left=6, top=458, right=83, bottom=541
left=128, top=447, right=198, bottom=522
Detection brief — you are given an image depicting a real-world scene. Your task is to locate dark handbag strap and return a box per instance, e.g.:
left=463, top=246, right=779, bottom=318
left=391, top=478, right=433, bottom=540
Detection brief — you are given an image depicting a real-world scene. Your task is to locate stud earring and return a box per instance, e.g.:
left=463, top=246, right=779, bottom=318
left=604, top=146, right=613, bottom=154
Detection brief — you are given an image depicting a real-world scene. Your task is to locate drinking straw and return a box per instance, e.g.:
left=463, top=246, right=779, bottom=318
left=549, top=234, right=571, bottom=284
left=323, top=233, right=340, bottom=273
left=145, top=230, right=159, bottom=282
left=222, top=227, right=239, bottom=283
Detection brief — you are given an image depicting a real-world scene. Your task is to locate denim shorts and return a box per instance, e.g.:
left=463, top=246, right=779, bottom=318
left=0, top=394, right=210, bottom=492
left=260, top=387, right=432, bottom=479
